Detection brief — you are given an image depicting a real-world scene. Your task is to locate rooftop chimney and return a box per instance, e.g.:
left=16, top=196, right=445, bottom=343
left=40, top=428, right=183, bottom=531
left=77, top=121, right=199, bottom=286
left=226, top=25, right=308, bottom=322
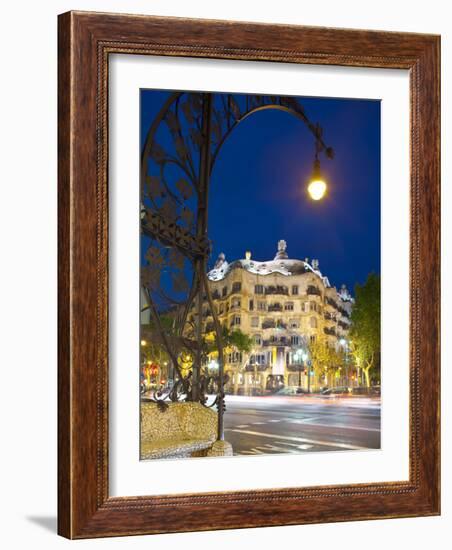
left=274, top=239, right=288, bottom=260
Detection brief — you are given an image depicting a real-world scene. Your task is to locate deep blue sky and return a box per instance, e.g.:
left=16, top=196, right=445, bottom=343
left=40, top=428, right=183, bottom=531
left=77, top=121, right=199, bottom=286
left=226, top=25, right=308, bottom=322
left=141, top=90, right=380, bottom=293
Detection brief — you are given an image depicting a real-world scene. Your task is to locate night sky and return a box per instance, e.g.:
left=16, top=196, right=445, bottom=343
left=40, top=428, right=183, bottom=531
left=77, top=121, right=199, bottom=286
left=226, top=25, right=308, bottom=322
left=141, top=90, right=380, bottom=294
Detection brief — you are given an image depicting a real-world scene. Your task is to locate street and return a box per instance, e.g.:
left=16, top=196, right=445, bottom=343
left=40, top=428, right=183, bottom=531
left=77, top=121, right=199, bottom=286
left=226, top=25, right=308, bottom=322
left=223, top=394, right=381, bottom=456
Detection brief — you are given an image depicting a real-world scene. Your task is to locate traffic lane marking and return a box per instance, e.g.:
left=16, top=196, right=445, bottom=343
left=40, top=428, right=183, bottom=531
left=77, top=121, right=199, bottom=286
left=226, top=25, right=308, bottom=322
left=284, top=419, right=380, bottom=432
left=226, top=428, right=371, bottom=451
left=228, top=417, right=380, bottom=432
left=237, top=443, right=314, bottom=455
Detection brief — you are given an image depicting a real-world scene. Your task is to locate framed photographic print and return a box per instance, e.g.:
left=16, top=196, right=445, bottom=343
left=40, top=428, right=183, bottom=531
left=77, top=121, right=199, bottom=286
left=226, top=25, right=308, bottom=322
left=58, top=11, right=440, bottom=538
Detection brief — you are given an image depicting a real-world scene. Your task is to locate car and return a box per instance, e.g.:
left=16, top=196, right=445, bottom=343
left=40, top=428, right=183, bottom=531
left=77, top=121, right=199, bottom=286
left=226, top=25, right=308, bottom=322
left=350, top=386, right=381, bottom=396
left=274, top=386, right=303, bottom=396
left=351, top=386, right=370, bottom=396
left=321, top=386, right=351, bottom=396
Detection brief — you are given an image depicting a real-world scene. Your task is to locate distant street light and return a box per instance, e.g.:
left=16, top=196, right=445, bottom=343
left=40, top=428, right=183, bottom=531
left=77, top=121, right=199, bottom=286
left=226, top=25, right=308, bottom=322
left=208, top=359, right=219, bottom=371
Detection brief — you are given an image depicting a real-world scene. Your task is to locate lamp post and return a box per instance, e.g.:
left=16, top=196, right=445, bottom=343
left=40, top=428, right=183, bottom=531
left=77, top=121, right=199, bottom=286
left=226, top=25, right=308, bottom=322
left=339, top=338, right=349, bottom=387
left=141, top=92, right=334, bottom=441
left=299, top=351, right=311, bottom=394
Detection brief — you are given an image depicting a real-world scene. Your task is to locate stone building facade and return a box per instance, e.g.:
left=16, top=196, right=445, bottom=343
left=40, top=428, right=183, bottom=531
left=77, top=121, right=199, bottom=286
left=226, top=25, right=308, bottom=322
left=202, top=240, right=353, bottom=394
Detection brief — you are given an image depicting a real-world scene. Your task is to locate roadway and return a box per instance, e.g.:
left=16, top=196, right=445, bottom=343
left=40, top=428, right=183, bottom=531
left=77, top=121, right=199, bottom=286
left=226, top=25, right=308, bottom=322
left=223, top=394, right=381, bottom=456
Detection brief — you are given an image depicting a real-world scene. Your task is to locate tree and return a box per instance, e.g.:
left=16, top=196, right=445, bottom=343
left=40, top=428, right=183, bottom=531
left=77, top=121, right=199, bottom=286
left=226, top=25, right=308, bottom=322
left=204, top=326, right=253, bottom=370
left=349, top=273, right=381, bottom=387
left=308, top=337, right=343, bottom=388
left=222, top=326, right=253, bottom=354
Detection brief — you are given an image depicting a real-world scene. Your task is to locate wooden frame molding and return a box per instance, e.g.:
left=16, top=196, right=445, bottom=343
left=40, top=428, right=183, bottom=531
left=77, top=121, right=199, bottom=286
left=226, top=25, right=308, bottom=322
left=58, top=11, right=440, bottom=538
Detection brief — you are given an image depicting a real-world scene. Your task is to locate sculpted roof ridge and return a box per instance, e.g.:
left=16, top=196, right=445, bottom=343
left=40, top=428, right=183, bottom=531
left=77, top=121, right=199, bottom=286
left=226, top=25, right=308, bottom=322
left=207, top=240, right=331, bottom=288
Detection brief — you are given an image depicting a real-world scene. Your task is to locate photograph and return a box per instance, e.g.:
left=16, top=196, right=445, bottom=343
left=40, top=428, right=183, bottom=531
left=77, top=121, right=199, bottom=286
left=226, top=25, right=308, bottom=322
left=139, top=89, right=381, bottom=460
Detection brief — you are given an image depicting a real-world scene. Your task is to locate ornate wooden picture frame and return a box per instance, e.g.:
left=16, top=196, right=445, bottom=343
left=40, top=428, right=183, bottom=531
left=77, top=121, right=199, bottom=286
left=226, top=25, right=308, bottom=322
left=58, top=11, right=440, bottom=539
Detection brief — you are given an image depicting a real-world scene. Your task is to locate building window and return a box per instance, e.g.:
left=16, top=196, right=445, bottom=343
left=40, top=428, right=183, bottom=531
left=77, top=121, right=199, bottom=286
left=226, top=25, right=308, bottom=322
left=262, top=318, right=276, bottom=329
left=228, top=351, right=242, bottom=364
left=231, top=297, right=241, bottom=309
left=249, top=299, right=254, bottom=311
left=255, top=284, right=264, bottom=294
left=289, top=319, right=299, bottom=329
left=284, top=302, right=294, bottom=311
left=222, top=286, right=227, bottom=297
left=231, top=315, right=241, bottom=327
left=232, top=281, right=242, bottom=293
left=292, top=285, right=299, bottom=295
left=310, top=317, right=318, bottom=328
left=251, top=316, right=259, bottom=328
left=253, top=334, right=262, bottom=345
left=310, top=301, right=317, bottom=312
left=310, top=335, right=316, bottom=343
left=257, top=300, right=266, bottom=311
left=250, top=353, right=266, bottom=365
left=291, top=335, right=300, bottom=345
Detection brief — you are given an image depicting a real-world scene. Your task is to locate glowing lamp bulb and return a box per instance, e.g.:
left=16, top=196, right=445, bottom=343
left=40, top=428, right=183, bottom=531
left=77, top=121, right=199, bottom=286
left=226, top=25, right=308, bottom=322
left=307, top=157, right=328, bottom=201
left=307, top=179, right=327, bottom=201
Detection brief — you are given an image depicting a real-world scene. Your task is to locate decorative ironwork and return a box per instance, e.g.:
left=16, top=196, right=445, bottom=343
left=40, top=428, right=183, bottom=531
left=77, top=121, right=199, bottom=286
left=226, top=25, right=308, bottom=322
left=140, top=90, right=334, bottom=442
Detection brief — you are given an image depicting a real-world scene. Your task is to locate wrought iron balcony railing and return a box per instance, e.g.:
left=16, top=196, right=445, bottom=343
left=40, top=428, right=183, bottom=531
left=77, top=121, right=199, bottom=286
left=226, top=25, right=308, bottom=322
left=263, top=336, right=290, bottom=346
left=264, top=285, right=289, bottom=296
left=245, top=364, right=270, bottom=372
left=307, top=285, right=322, bottom=296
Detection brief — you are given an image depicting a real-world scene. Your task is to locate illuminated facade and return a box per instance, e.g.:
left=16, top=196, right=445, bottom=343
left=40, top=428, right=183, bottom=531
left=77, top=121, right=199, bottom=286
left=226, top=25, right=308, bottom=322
left=203, top=240, right=354, bottom=394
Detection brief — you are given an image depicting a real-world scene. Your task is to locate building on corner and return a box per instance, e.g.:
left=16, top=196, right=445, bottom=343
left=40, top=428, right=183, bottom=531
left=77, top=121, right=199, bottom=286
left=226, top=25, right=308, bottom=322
left=201, top=240, right=354, bottom=394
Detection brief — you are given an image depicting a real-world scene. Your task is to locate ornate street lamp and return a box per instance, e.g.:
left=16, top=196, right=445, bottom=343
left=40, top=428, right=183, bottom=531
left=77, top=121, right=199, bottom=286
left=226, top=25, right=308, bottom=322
left=140, top=92, right=334, bottom=442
